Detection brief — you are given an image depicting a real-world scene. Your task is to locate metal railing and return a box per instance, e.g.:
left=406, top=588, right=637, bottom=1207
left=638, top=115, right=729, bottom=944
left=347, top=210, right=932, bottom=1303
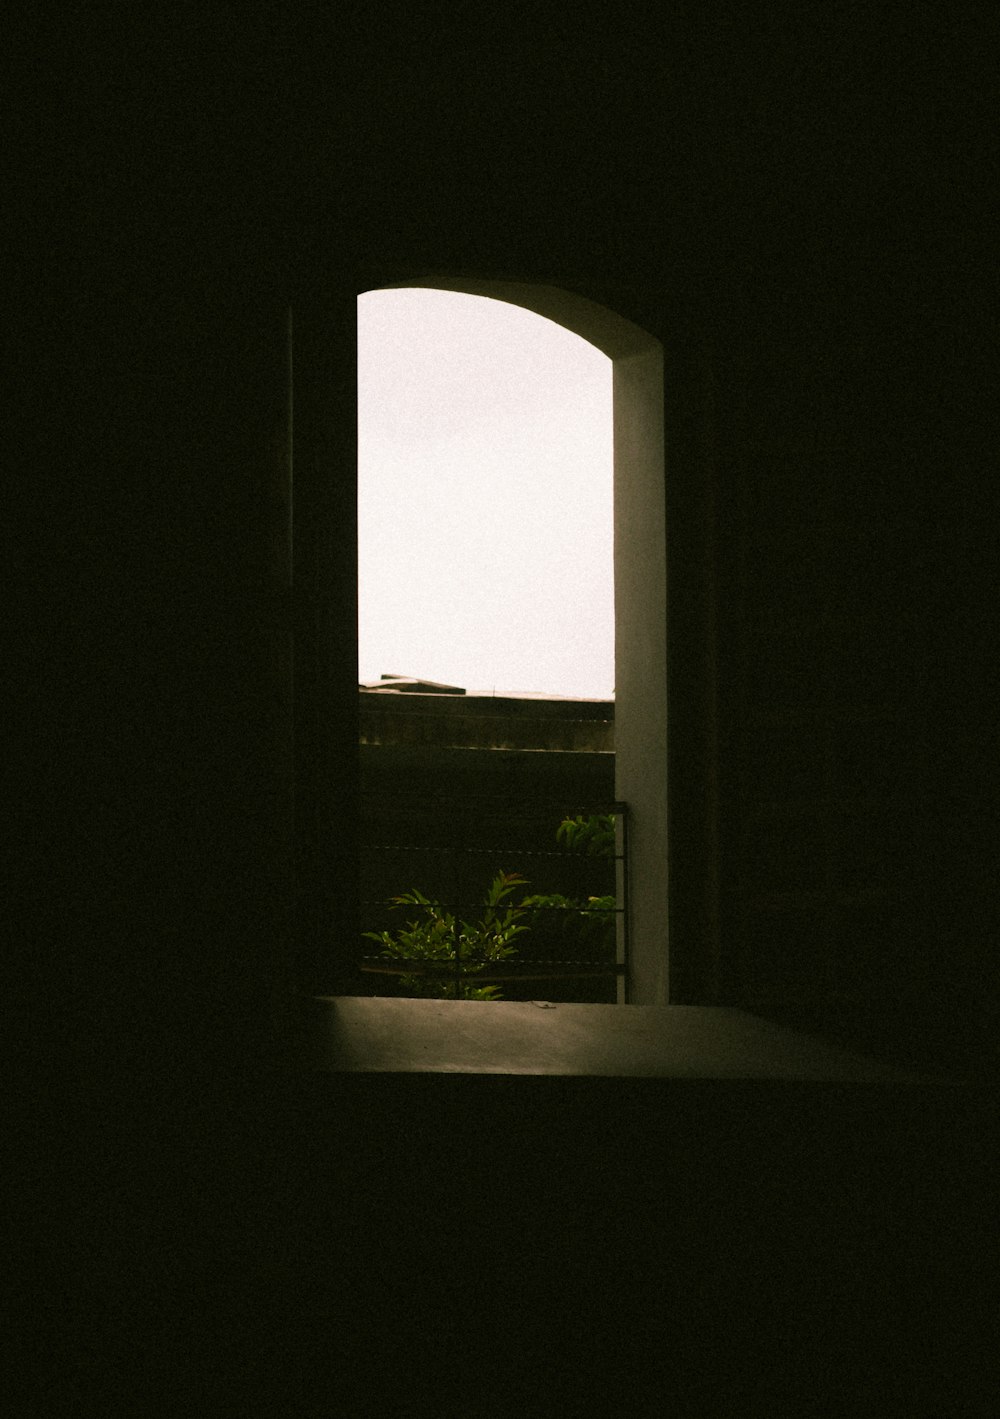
left=358, top=799, right=629, bottom=1002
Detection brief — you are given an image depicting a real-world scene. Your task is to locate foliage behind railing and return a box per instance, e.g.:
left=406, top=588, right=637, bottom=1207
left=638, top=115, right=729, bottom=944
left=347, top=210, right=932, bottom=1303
left=361, top=813, right=620, bottom=1000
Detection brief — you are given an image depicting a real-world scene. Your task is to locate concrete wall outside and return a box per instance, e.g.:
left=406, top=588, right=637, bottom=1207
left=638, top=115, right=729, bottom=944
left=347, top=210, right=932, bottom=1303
left=359, top=689, right=614, bottom=752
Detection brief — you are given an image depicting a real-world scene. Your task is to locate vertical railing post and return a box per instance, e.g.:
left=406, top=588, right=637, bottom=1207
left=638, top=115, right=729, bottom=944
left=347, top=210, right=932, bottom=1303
left=617, top=802, right=630, bottom=1004
left=454, top=913, right=462, bottom=999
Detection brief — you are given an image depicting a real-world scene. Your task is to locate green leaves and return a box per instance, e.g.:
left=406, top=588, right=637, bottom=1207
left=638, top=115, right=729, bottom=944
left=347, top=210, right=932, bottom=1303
left=520, top=891, right=616, bottom=953
left=362, top=870, right=531, bottom=999
left=362, top=818, right=619, bottom=998
left=556, top=814, right=616, bottom=857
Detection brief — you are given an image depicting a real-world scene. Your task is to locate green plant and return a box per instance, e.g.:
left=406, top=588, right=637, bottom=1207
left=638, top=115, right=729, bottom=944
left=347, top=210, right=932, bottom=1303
left=555, top=813, right=617, bottom=857
left=521, top=813, right=617, bottom=954
left=519, top=890, right=617, bottom=953
left=362, top=870, right=531, bottom=999
left=363, top=814, right=619, bottom=998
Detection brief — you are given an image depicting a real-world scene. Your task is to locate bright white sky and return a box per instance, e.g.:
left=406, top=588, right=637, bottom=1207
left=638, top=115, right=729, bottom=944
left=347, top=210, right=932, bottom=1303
left=357, top=288, right=614, bottom=698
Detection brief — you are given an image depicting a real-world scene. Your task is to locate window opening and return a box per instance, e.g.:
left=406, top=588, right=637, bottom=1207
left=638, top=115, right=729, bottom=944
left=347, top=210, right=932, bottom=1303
left=357, top=288, right=613, bottom=697
left=350, top=279, right=665, bottom=1005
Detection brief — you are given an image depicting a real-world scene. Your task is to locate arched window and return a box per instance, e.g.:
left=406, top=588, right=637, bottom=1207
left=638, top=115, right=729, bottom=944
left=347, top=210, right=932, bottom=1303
left=360, top=280, right=667, bottom=1002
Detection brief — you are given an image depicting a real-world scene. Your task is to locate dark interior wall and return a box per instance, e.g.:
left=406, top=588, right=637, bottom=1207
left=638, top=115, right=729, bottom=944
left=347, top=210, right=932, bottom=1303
left=39, top=7, right=993, bottom=1072
left=713, top=271, right=993, bottom=1072
left=22, top=9, right=996, bottom=1408
left=55, top=239, right=295, bottom=1067
left=714, top=301, right=940, bottom=1047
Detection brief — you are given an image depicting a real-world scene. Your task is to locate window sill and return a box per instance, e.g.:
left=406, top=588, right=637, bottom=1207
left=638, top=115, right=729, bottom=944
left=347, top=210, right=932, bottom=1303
left=302, top=997, right=940, bottom=1084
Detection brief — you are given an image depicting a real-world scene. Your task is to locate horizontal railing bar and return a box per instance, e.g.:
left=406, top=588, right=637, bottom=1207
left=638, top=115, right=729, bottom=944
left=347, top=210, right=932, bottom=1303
left=361, top=798, right=628, bottom=808
left=361, top=847, right=623, bottom=862
left=361, top=903, right=621, bottom=914
left=363, top=715, right=612, bottom=726
left=361, top=958, right=617, bottom=970
left=359, top=961, right=624, bottom=980
left=358, top=805, right=624, bottom=817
